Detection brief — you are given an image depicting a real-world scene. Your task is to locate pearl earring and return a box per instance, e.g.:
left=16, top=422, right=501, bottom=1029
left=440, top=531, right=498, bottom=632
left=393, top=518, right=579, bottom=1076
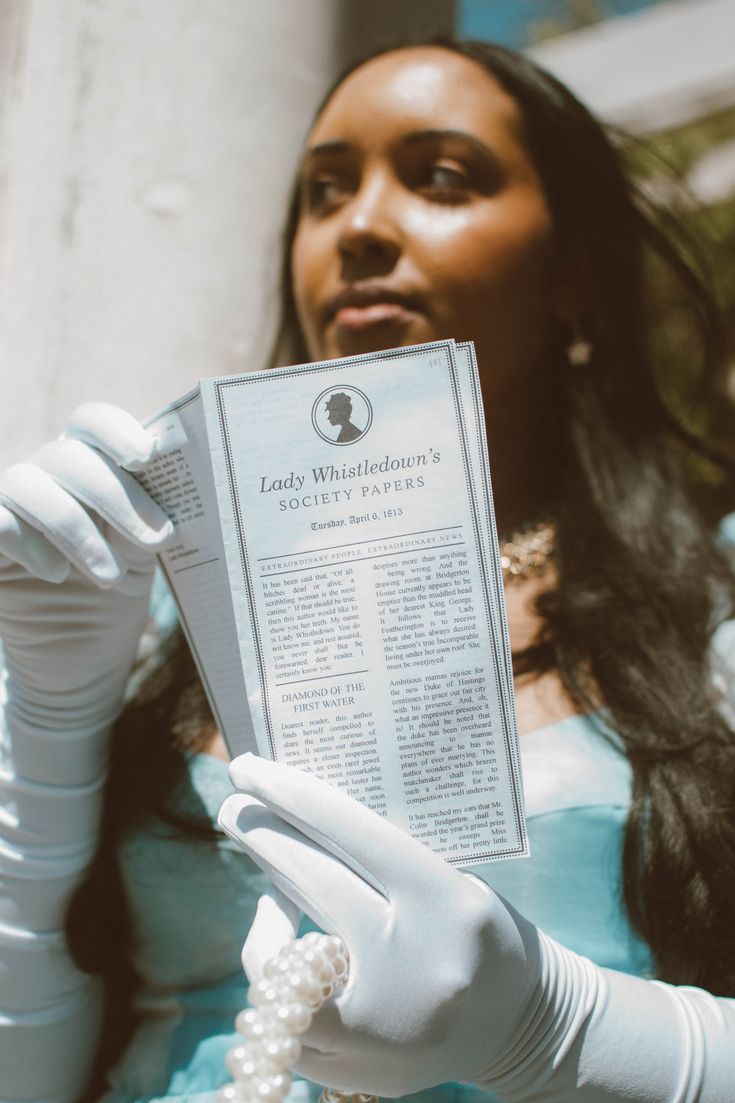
left=566, top=328, right=593, bottom=366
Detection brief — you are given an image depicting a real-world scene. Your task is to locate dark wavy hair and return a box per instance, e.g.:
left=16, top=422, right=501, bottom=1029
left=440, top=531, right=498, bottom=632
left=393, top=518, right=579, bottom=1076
left=275, top=34, right=735, bottom=983
left=65, top=36, right=735, bottom=1099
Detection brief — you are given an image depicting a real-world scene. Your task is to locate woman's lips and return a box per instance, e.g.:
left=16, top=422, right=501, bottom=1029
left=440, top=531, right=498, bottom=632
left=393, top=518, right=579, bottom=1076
left=333, top=302, right=418, bottom=331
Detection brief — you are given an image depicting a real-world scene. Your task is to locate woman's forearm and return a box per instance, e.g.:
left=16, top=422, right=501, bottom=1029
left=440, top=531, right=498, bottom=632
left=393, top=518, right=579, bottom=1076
left=478, top=931, right=735, bottom=1102
left=0, top=403, right=172, bottom=1102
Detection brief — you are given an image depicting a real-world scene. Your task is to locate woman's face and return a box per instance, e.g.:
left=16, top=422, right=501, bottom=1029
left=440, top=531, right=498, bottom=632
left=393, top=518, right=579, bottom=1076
left=291, top=46, right=564, bottom=397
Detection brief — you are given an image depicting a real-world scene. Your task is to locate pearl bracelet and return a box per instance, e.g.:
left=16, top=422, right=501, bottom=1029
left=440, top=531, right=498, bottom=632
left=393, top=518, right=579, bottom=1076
left=216, top=932, right=373, bottom=1103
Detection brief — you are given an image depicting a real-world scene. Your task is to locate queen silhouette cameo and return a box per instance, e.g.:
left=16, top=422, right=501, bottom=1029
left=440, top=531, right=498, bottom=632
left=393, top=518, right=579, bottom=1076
left=312, top=386, right=373, bottom=446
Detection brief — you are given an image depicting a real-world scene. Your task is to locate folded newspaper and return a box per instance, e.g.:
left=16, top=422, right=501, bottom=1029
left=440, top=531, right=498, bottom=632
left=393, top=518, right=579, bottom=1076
left=140, top=339, right=527, bottom=867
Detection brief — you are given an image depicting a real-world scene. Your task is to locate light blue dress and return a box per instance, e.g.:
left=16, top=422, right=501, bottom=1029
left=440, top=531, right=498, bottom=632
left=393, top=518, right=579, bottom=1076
left=102, top=718, right=651, bottom=1103
left=101, top=517, right=735, bottom=1103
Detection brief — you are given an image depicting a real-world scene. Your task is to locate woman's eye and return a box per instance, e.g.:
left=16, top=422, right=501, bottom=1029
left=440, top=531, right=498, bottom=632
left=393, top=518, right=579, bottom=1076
left=421, top=162, right=472, bottom=198
left=301, top=175, right=351, bottom=213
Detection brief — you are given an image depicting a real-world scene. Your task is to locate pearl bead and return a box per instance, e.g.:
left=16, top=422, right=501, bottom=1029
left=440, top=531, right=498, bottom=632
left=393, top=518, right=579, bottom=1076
left=249, top=980, right=281, bottom=1008
left=235, top=1008, right=271, bottom=1041
left=262, top=1017, right=290, bottom=1038
left=254, top=1072, right=291, bottom=1101
left=215, top=1085, right=245, bottom=1103
left=234, top=1087, right=253, bottom=1103
left=275, top=1001, right=312, bottom=1034
left=301, top=947, right=328, bottom=970
left=226, top=1054, right=259, bottom=1081
left=261, top=1036, right=300, bottom=1069
left=332, top=953, right=348, bottom=979
left=215, top=1085, right=240, bottom=1103
left=276, top=1035, right=302, bottom=1065
left=286, top=970, right=323, bottom=1007
left=236, top=1038, right=269, bottom=1061
left=320, top=935, right=345, bottom=959
left=302, top=931, right=322, bottom=946
left=235, top=1008, right=259, bottom=1031
left=302, top=948, right=336, bottom=984
left=225, top=1045, right=258, bottom=1077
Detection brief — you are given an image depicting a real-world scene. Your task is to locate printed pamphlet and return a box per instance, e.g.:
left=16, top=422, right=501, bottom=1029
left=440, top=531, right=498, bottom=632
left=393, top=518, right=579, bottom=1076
left=139, top=340, right=527, bottom=866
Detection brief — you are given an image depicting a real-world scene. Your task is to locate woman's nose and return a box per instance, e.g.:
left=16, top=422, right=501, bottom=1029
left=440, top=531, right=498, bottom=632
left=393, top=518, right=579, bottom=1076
left=337, top=174, right=402, bottom=277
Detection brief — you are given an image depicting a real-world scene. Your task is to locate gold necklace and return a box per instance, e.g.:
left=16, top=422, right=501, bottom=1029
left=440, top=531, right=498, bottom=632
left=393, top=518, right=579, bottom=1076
left=499, top=521, right=555, bottom=582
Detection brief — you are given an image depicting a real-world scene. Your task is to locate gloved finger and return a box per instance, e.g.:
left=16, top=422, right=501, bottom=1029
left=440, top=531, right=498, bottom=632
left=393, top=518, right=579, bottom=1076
left=63, top=401, right=158, bottom=471
left=0, top=505, right=71, bottom=583
left=218, top=792, right=386, bottom=939
left=241, top=888, right=301, bottom=985
left=31, top=439, right=174, bottom=550
left=0, top=463, right=128, bottom=587
left=228, top=754, right=450, bottom=899
left=292, top=1046, right=383, bottom=1097
left=222, top=808, right=353, bottom=1056
left=102, top=528, right=159, bottom=596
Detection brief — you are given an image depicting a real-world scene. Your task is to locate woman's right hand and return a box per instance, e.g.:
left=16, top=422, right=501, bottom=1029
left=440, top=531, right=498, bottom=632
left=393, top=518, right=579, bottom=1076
left=0, top=403, right=175, bottom=783
left=0, top=401, right=174, bottom=596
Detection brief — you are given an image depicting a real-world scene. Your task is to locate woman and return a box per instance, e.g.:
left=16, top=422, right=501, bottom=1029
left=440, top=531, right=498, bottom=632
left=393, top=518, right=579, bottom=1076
left=1, top=37, right=734, bottom=1103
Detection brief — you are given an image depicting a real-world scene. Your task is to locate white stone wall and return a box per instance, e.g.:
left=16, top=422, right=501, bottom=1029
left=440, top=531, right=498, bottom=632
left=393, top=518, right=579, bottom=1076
left=0, top=1, right=454, bottom=467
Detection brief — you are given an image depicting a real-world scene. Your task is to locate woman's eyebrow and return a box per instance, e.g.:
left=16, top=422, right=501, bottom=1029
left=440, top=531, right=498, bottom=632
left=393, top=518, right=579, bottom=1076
left=302, top=140, right=352, bottom=161
left=403, top=128, right=497, bottom=161
left=300, top=129, right=500, bottom=170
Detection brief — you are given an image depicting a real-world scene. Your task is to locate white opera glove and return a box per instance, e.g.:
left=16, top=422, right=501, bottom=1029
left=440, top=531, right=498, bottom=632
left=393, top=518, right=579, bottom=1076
left=218, top=753, right=545, bottom=1097
left=0, top=401, right=174, bottom=786
left=219, top=755, right=735, bottom=1102
left=0, top=403, right=175, bottom=1103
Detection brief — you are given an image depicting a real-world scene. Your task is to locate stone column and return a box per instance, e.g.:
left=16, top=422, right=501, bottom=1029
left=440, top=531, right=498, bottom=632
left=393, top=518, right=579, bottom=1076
left=0, top=0, right=454, bottom=466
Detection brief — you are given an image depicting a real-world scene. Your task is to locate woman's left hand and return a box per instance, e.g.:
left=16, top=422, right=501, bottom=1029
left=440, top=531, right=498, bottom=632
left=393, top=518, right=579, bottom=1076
left=221, top=756, right=735, bottom=1103
left=218, top=754, right=555, bottom=1097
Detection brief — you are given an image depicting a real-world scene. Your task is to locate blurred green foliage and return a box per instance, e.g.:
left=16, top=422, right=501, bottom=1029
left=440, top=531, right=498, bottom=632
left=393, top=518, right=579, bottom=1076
left=519, top=0, right=735, bottom=503
left=616, top=107, right=735, bottom=506
left=641, top=107, right=735, bottom=340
